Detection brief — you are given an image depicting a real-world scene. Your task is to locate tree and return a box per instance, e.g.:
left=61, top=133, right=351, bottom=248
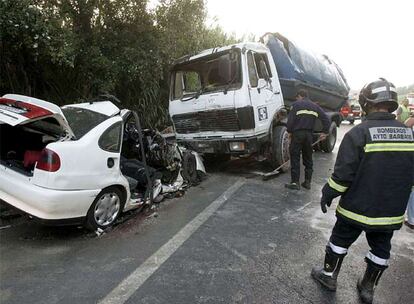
left=0, top=0, right=239, bottom=128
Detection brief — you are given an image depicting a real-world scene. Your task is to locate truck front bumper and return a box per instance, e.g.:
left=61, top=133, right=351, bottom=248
left=177, top=134, right=268, bottom=155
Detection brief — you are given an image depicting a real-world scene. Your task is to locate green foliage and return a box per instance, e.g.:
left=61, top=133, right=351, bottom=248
left=0, top=0, right=239, bottom=128
left=396, top=83, right=414, bottom=101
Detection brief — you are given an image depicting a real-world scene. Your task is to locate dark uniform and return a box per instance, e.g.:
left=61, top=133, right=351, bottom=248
left=286, top=97, right=329, bottom=186
left=311, top=78, right=414, bottom=304
left=324, top=112, right=414, bottom=256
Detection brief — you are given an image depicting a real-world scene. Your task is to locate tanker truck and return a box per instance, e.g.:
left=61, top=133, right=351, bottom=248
left=168, top=32, right=350, bottom=170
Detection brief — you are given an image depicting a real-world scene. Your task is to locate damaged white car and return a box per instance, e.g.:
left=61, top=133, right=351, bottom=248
left=0, top=94, right=205, bottom=230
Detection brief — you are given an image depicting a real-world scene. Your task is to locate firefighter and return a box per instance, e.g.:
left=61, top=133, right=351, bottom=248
left=311, top=78, right=414, bottom=304
left=285, top=89, right=329, bottom=190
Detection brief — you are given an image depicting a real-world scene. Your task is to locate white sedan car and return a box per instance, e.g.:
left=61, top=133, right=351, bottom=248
left=0, top=94, right=159, bottom=229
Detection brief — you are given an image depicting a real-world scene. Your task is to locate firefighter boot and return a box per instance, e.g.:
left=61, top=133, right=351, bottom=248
left=285, top=182, right=300, bottom=190
left=357, top=259, right=386, bottom=304
left=311, top=246, right=345, bottom=291
left=301, top=180, right=311, bottom=190
left=302, top=171, right=312, bottom=190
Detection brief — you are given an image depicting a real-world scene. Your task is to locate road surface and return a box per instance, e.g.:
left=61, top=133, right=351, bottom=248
left=0, top=122, right=413, bottom=304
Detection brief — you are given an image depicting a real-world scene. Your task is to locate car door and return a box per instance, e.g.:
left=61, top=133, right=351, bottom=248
left=97, top=119, right=124, bottom=184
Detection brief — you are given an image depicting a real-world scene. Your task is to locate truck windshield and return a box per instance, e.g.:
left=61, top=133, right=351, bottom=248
left=171, top=50, right=241, bottom=100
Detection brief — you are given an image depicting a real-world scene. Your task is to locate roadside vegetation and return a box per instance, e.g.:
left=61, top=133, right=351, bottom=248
left=0, top=0, right=238, bottom=128
left=397, top=83, right=414, bottom=101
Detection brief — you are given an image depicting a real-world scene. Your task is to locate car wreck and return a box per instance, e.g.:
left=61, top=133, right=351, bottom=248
left=0, top=94, right=205, bottom=230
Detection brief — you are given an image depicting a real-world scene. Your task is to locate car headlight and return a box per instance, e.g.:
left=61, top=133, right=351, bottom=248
left=229, top=142, right=245, bottom=151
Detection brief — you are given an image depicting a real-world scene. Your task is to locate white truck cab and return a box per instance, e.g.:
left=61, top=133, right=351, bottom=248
left=169, top=43, right=290, bottom=169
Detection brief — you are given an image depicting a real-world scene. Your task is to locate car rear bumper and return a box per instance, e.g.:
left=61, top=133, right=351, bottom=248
left=0, top=167, right=100, bottom=220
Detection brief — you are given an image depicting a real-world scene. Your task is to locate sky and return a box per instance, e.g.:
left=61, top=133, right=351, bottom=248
left=205, top=0, right=413, bottom=90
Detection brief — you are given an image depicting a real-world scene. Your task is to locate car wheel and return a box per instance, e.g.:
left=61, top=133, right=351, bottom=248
left=86, top=187, right=124, bottom=230
left=321, top=122, right=337, bottom=153
left=349, top=119, right=355, bottom=124
left=270, top=125, right=290, bottom=172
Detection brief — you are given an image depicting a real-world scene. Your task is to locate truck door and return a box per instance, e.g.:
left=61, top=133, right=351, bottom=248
left=246, top=51, right=274, bottom=134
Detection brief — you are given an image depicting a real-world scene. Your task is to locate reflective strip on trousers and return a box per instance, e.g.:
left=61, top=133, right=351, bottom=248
left=364, top=142, right=414, bottom=153
left=328, top=177, right=348, bottom=193
left=337, top=205, right=404, bottom=226
left=366, top=252, right=389, bottom=266
left=329, top=242, right=348, bottom=255
left=296, top=110, right=318, bottom=117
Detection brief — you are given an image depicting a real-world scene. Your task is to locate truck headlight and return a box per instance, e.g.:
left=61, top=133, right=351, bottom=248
left=229, top=142, right=245, bottom=151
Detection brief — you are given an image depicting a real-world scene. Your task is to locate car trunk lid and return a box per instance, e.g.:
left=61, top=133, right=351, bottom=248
left=0, top=94, right=74, bottom=138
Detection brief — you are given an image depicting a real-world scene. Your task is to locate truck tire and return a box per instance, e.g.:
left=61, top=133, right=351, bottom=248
left=270, top=126, right=290, bottom=172
left=321, top=122, right=337, bottom=153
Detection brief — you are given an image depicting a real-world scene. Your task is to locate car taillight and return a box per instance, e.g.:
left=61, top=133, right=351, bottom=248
left=36, top=148, right=61, bottom=172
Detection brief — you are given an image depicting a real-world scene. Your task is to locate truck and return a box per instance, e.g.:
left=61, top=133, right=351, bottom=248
left=168, top=32, right=350, bottom=170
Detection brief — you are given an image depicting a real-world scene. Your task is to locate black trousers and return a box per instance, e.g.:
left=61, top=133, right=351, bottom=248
left=330, top=218, right=394, bottom=260
left=289, top=130, right=313, bottom=183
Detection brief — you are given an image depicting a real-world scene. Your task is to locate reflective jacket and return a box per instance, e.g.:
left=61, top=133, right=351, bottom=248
left=286, top=98, right=330, bottom=133
left=322, top=112, right=414, bottom=230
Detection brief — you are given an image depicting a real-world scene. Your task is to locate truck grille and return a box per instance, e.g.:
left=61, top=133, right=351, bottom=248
left=173, top=109, right=241, bottom=133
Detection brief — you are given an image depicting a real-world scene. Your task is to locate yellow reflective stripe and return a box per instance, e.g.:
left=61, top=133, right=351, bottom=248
left=328, top=177, right=348, bottom=192
left=296, top=110, right=318, bottom=117
left=337, top=205, right=405, bottom=226
left=364, top=142, right=414, bottom=152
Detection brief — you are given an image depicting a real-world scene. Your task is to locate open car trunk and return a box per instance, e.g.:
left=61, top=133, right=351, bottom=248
left=0, top=119, right=66, bottom=176
left=0, top=94, right=73, bottom=176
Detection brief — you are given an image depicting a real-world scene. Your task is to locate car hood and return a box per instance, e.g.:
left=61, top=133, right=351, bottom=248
left=0, top=94, right=75, bottom=138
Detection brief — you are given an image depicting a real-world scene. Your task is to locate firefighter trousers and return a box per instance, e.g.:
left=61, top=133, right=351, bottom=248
left=289, top=130, right=313, bottom=183
left=329, top=218, right=393, bottom=266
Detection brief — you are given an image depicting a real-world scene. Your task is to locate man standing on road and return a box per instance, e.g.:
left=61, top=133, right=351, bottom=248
left=285, top=89, right=329, bottom=190
left=311, top=78, right=414, bottom=304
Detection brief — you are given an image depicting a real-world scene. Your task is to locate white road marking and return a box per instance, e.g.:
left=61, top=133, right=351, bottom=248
left=296, top=201, right=313, bottom=212
left=210, top=236, right=248, bottom=262
left=99, top=178, right=246, bottom=304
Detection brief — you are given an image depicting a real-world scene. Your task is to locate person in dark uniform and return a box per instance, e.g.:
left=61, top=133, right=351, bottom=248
left=285, top=89, right=330, bottom=190
left=311, top=78, right=414, bottom=304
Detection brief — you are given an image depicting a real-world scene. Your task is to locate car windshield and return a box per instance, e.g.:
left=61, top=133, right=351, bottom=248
left=62, top=107, right=109, bottom=139
left=171, top=49, right=241, bottom=100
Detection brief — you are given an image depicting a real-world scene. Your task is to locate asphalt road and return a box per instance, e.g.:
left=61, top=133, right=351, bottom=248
left=0, top=122, right=413, bottom=304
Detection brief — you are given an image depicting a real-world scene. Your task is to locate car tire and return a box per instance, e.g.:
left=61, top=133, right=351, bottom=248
left=349, top=119, right=355, bottom=124
left=270, top=125, right=290, bottom=172
left=85, top=187, right=125, bottom=231
left=321, top=122, right=337, bottom=153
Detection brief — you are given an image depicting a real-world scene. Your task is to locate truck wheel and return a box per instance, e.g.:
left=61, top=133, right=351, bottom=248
left=85, top=187, right=125, bottom=231
left=270, top=126, right=290, bottom=172
left=321, top=122, right=337, bottom=153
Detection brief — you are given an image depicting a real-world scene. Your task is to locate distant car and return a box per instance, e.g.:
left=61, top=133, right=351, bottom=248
left=340, top=103, right=361, bottom=124
left=0, top=94, right=163, bottom=230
